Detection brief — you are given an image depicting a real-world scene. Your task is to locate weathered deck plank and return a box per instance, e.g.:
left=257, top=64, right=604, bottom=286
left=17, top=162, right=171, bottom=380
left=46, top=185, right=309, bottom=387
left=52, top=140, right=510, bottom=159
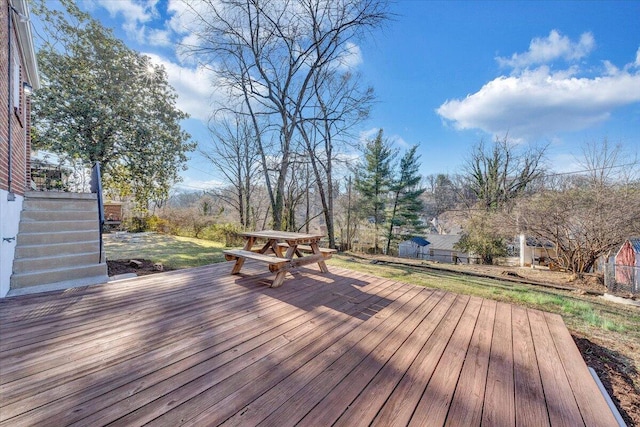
left=445, top=299, right=497, bottom=427
left=544, top=312, right=619, bottom=426
left=481, top=302, right=515, bottom=427
left=512, top=306, right=551, bottom=427
left=0, top=262, right=619, bottom=427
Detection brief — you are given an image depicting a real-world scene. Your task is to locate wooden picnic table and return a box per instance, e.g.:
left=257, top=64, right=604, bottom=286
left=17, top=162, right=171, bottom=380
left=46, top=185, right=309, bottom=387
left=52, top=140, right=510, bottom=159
left=223, top=230, right=335, bottom=287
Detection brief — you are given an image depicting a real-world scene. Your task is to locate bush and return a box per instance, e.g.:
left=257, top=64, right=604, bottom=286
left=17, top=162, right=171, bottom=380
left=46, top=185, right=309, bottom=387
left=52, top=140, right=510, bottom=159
left=125, top=216, right=150, bottom=232
left=201, top=223, right=243, bottom=247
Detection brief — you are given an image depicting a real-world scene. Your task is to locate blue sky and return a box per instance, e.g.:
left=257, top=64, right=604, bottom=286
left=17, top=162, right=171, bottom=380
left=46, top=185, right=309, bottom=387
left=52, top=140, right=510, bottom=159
left=70, top=1, right=640, bottom=190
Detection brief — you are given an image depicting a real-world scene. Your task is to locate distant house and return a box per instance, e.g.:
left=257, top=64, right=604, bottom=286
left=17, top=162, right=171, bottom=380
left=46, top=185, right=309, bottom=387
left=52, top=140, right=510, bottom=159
left=399, top=234, right=471, bottom=264
left=615, top=238, right=640, bottom=291
left=398, top=237, right=430, bottom=258
left=519, top=235, right=557, bottom=267
left=422, top=234, right=471, bottom=264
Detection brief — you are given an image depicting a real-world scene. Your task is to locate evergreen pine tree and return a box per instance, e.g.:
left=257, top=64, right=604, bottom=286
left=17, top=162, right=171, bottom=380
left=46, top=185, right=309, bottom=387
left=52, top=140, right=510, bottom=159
left=355, top=130, right=395, bottom=254
left=385, top=145, right=425, bottom=254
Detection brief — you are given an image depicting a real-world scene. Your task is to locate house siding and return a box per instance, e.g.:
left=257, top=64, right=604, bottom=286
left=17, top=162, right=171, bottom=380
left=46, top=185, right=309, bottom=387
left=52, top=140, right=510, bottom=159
left=1, top=1, right=9, bottom=191
left=1, top=1, right=32, bottom=196
left=1, top=0, right=37, bottom=298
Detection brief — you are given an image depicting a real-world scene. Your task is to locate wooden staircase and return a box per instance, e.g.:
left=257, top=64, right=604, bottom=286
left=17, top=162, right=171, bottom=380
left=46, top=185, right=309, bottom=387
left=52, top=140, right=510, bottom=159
left=10, top=191, right=108, bottom=293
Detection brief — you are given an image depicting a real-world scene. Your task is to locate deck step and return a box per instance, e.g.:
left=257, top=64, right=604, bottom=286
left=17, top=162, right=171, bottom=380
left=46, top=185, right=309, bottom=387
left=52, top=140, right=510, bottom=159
left=13, top=252, right=103, bottom=274
left=22, top=192, right=98, bottom=211
left=20, top=209, right=97, bottom=222
left=10, top=263, right=108, bottom=289
left=15, top=240, right=100, bottom=258
left=11, top=192, right=106, bottom=292
left=16, top=230, right=99, bottom=245
left=19, top=219, right=97, bottom=233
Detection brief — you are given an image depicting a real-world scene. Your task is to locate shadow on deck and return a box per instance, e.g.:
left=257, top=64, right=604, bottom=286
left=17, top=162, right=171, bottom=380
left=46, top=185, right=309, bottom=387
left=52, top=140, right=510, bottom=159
left=0, top=262, right=619, bottom=426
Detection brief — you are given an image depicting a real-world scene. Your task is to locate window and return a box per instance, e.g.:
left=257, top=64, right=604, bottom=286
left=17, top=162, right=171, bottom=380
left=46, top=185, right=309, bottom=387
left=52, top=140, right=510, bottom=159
left=12, top=55, right=20, bottom=110
left=11, top=49, right=24, bottom=126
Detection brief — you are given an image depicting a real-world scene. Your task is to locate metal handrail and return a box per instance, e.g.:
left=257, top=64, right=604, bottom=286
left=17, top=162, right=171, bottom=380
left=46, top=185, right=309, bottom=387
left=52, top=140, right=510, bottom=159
left=90, top=162, right=105, bottom=264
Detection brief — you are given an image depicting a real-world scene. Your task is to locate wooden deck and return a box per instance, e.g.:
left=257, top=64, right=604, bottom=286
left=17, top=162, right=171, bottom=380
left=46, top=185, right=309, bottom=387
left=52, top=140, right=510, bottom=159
left=0, top=262, right=618, bottom=426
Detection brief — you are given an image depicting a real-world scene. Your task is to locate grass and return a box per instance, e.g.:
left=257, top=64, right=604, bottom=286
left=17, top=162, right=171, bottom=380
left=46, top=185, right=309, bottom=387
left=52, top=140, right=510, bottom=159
left=104, top=232, right=227, bottom=269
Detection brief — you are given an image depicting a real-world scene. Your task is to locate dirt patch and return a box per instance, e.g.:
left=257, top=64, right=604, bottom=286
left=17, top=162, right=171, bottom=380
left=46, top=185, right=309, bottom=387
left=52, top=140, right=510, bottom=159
left=107, top=259, right=174, bottom=277
left=574, top=336, right=639, bottom=426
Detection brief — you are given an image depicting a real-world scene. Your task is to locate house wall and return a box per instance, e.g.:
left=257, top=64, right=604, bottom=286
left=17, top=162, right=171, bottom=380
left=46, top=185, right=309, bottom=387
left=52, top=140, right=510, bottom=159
left=614, top=241, right=639, bottom=289
left=0, top=191, right=23, bottom=297
left=615, top=241, right=635, bottom=267
left=421, top=248, right=470, bottom=264
left=519, top=234, right=558, bottom=267
left=1, top=0, right=35, bottom=297
left=398, top=241, right=418, bottom=258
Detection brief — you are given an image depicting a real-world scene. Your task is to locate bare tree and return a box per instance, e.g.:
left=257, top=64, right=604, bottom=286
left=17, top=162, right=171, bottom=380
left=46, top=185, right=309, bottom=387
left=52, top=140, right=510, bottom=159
left=183, top=0, right=388, bottom=230
left=457, top=135, right=548, bottom=263
left=513, top=140, right=640, bottom=273
left=465, top=135, right=547, bottom=210
left=297, top=70, right=374, bottom=247
left=201, top=113, right=261, bottom=229
left=422, top=173, right=461, bottom=218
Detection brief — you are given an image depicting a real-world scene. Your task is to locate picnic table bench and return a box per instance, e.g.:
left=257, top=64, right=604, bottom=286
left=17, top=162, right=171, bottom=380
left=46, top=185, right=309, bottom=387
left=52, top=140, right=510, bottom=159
left=223, top=230, right=333, bottom=288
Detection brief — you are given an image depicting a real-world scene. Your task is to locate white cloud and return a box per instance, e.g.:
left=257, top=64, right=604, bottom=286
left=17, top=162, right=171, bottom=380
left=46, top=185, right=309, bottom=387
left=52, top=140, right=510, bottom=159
left=145, top=53, right=229, bottom=122
left=94, top=0, right=154, bottom=23
left=337, top=42, right=363, bottom=70
left=93, top=0, right=178, bottom=47
left=548, top=153, right=583, bottom=174
left=636, top=47, right=640, bottom=67
left=497, top=30, right=595, bottom=71
left=437, top=66, right=640, bottom=140
left=174, top=176, right=224, bottom=191
left=439, top=31, right=640, bottom=141
left=359, top=127, right=381, bottom=143
left=389, top=134, right=409, bottom=148
left=357, top=128, right=408, bottom=149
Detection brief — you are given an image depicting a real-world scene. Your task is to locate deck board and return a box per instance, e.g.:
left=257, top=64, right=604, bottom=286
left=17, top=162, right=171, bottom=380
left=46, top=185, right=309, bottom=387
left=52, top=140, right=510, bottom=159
left=445, top=299, right=496, bottom=427
left=481, top=302, right=515, bottom=427
left=0, top=262, right=619, bottom=426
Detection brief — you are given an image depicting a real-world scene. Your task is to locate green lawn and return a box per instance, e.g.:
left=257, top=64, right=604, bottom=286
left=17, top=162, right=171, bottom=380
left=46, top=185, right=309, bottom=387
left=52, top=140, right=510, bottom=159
left=104, top=232, right=227, bottom=269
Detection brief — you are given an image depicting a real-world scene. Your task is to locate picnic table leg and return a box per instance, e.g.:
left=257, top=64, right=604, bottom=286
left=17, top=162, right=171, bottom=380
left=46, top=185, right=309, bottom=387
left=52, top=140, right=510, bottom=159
left=242, top=236, right=255, bottom=251
left=310, top=242, right=329, bottom=273
left=272, top=270, right=287, bottom=288
left=271, top=240, right=285, bottom=257
left=231, top=236, right=255, bottom=274
left=231, top=258, right=245, bottom=274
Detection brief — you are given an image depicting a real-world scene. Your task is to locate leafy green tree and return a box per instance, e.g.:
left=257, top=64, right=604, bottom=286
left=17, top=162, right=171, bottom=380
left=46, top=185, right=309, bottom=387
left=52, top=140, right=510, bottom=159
left=355, top=130, right=396, bottom=254
left=31, top=0, right=194, bottom=211
left=385, top=145, right=425, bottom=255
left=455, top=211, right=507, bottom=264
